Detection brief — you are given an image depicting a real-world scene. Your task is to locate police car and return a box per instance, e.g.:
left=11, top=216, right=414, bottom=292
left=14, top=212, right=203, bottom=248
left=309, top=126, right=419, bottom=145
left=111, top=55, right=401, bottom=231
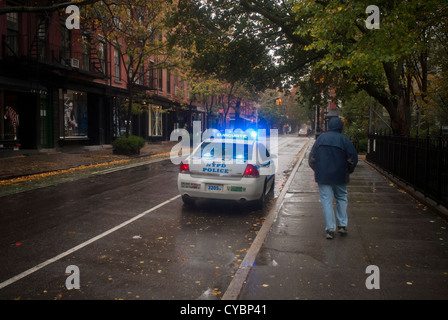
left=178, top=130, right=276, bottom=208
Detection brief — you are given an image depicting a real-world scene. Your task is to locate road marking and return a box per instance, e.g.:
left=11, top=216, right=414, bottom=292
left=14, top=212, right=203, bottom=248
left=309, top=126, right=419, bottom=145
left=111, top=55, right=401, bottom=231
left=0, top=194, right=181, bottom=290
left=222, top=139, right=311, bottom=300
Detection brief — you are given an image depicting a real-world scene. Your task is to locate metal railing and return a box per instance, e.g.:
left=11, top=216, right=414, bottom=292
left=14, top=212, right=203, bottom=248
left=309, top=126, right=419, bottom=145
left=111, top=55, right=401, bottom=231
left=366, top=133, right=448, bottom=208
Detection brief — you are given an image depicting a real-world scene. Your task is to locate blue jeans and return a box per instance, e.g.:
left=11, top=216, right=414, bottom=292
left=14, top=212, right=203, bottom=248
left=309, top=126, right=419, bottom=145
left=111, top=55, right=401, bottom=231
left=318, top=184, right=348, bottom=231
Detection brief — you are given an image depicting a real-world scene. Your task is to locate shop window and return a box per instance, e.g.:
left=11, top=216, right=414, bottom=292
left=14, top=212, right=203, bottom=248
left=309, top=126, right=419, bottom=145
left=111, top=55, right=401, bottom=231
left=113, top=99, right=128, bottom=137
left=2, top=104, right=19, bottom=141
left=61, top=90, right=88, bottom=139
left=149, top=106, right=162, bottom=137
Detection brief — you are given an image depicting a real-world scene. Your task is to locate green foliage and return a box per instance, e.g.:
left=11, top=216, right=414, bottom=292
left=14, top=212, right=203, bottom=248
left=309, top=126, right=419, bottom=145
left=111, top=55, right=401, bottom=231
left=113, top=135, right=146, bottom=155
left=292, top=0, right=448, bottom=135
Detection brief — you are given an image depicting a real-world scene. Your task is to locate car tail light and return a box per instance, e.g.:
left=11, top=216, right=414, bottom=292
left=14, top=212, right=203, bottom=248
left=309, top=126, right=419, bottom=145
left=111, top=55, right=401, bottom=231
left=180, top=162, right=190, bottom=173
left=244, top=164, right=259, bottom=177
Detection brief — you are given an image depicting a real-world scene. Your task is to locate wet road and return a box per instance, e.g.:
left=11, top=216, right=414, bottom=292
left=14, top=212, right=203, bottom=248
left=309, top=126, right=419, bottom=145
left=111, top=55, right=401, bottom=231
left=0, top=136, right=308, bottom=300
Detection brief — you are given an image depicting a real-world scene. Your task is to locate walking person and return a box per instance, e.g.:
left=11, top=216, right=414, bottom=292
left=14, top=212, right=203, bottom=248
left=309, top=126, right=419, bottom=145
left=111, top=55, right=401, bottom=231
left=308, top=117, right=358, bottom=239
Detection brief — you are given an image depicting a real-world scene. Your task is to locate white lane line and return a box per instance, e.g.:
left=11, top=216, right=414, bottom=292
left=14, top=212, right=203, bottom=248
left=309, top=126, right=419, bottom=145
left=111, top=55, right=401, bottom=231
left=0, top=194, right=181, bottom=290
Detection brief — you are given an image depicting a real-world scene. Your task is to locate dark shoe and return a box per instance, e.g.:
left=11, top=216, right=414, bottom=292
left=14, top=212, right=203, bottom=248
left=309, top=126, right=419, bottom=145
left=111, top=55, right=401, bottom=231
left=337, top=226, right=348, bottom=235
left=326, top=230, right=335, bottom=239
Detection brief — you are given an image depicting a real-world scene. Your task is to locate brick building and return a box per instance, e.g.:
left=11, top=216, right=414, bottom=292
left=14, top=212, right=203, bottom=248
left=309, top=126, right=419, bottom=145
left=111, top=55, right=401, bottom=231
left=0, top=0, right=204, bottom=151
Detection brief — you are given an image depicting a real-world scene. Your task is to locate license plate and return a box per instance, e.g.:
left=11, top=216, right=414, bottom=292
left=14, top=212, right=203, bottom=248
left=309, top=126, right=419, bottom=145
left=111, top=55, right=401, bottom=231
left=207, top=184, right=223, bottom=192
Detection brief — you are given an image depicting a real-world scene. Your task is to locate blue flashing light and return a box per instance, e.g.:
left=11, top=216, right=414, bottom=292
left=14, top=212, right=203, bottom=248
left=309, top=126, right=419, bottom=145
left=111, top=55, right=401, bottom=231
left=215, top=130, right=258, bottom=140
left=217, top=132, right=248, bottom=139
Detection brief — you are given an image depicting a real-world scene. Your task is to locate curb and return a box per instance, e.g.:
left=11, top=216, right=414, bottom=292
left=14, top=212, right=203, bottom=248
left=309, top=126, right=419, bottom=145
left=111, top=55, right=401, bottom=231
left=222, top=139, right=311, bottom=300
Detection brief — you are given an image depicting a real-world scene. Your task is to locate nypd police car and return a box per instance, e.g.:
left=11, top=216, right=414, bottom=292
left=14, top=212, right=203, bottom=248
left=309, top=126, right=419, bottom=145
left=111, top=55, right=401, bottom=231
left=178, top=131, right=276, bottom=208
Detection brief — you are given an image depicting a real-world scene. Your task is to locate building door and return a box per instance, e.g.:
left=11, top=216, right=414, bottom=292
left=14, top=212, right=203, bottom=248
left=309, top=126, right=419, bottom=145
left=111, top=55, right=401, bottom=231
left=39, top=93, right=53, bottom=148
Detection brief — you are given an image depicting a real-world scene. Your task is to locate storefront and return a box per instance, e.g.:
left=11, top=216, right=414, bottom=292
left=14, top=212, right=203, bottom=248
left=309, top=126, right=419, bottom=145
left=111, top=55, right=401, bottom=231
left=0, top=86, right=49, bottom=150
left=60, top=89, right=88, bottom=141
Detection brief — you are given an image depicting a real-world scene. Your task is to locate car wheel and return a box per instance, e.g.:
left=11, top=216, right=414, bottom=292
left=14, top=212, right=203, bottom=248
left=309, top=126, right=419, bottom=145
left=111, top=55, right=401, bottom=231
left=255, top=179, right=267, bottom=209
left=181, top=195, right=196, bottom=207
left=269, top=175, right=275, bottom=193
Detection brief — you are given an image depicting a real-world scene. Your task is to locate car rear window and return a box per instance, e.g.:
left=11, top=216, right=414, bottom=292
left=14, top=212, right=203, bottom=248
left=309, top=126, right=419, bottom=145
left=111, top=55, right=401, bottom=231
left=195, top=142, right=253, bottom=160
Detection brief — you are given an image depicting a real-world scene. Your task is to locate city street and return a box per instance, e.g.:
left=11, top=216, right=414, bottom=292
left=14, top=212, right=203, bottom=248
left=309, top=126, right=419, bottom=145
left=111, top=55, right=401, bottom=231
left=0, top=135, right=309, bottom=300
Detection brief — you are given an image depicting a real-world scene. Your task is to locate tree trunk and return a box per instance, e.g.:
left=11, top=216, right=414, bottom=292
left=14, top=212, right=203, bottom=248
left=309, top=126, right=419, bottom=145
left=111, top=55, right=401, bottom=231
left=361, top=62, right=411, bottom=136
left=390, top=94, right=409, bottom=136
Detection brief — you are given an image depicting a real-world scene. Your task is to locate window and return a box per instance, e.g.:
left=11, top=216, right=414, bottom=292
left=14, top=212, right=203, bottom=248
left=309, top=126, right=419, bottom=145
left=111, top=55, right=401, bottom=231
left=136, top=66, right=144, bottom=85
left=36, top=13, right=48, bottom=59
left=148, top=61, right=155, bottom=89
left=167, top=71, right=171, bottom=94
left=81, top=35, right=91, bottom=71
left=2, top=94, right=19, bottom=141
left=174, top=76, right=178, bottom=95
left=6, top=12, right=19, bottom=56
left=149, top=106, right=162, bottom=137
left=113, top=98, right=127, bottom=137
left=61, top=22, right=71, bottom=61
left=61, top=90, right=88, bottom=138
left=114, top=48, right=121, bottom=81
left=158, top=69, right=163, bottom=91
left=98, top=41, right=107, bottom=75
left=195, top=142, right=253, bottom=160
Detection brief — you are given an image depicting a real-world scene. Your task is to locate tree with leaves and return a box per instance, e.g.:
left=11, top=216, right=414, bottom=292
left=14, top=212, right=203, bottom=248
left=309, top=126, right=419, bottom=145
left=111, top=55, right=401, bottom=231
left=167, top=0, right=283, bottom=129
left=293, top=0, right=448, bottom=136
left=82, top=0, right=177, bottom=137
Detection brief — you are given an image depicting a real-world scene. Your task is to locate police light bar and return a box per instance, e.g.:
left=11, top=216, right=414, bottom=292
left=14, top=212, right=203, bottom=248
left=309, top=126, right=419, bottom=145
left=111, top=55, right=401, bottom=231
left=216, top=130, right=257, bottom=140
left=216, top=132, right=248, bottom=139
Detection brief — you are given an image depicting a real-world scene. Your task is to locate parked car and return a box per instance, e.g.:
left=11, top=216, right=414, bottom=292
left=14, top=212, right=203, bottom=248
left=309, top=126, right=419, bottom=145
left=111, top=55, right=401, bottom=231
left=178, top=132, right=276, bottom=208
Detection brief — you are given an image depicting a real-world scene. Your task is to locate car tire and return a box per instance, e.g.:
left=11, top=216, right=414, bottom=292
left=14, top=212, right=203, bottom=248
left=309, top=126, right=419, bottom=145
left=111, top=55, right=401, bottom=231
left=255, top=179, right=267, bottom=210
left=181, top=195, right=196, bottom=207
left=269, top=175, right=275, bottom=193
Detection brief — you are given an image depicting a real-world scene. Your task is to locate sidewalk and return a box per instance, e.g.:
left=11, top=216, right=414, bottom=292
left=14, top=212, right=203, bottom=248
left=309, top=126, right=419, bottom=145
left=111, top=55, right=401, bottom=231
left=0, top=141, right=177, bottom=181
left=238, top=151, right=448, bottom=300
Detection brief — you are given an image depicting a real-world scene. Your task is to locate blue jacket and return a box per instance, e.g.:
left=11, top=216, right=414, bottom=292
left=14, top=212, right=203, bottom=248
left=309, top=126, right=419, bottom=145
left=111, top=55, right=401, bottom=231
left=309, top=117, right=358, bottom=185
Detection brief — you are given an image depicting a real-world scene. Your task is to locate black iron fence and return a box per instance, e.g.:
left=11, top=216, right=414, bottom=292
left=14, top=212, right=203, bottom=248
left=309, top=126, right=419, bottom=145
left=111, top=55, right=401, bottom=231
left=366, top=134, right=448, bottom=208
